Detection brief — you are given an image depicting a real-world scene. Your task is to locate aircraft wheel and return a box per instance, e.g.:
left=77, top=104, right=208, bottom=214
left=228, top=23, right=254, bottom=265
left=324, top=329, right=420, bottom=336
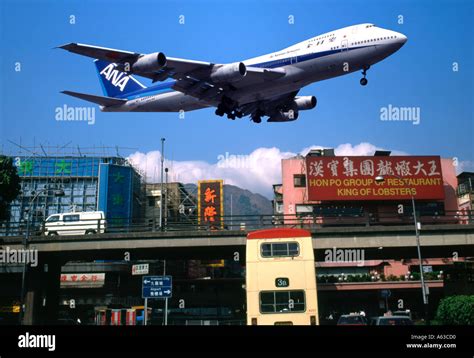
left=360, top=78, right=368, bottom=86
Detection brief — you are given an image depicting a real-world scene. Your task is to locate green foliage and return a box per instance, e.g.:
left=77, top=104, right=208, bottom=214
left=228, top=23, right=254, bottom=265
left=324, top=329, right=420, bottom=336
left=0, top=156, right=21, bottom=221
left=435, top=295, right=474, bottom=325
left=411, top=272, right=421, bottom=280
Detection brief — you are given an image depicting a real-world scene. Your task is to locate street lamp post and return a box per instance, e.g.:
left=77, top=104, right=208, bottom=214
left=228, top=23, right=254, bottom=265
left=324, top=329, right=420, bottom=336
left=375, top=175, right=429, bottom=323
left=160, top=138, right=165, bottom=231
left=19, top=187, right=64, bottom=325
left=164, top=167, right=168, bottom=231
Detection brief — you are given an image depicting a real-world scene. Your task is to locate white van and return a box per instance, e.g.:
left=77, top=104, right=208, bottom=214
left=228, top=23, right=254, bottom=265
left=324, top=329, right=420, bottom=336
left=44, top=211, right=106, bottom=236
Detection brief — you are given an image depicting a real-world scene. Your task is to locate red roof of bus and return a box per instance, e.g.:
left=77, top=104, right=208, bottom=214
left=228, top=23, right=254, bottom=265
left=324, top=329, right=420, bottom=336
left=247, top=228, right=311, bottom=240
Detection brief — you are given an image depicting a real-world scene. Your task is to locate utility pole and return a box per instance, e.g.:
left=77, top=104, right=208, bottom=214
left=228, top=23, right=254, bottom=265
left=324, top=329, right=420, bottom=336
left=160, top=138, right=165, bottom=231
left=230, top=194, right=233, bottom=230
left=375, top=175, right=429, bottom=324
left=412, top=195, right=429, bottom=324
left=163, top=259, right=168, bottom=326
left=164, top=168, right=169, bottom=231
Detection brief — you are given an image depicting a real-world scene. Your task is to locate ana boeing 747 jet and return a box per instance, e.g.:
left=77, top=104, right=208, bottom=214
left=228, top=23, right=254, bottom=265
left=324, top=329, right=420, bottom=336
left=59, top=23, right=407, bottom=123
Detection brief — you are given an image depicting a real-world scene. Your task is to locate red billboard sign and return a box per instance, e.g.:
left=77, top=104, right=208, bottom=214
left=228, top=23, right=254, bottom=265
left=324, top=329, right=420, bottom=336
left=305, top=156, right=444, bottom=201
left=198, top=180, right=224, bottom=228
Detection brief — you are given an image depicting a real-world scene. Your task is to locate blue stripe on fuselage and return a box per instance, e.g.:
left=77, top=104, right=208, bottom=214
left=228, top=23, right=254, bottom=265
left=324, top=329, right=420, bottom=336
left=121, top=46, right=371, bottom=100
left=250, top=45, right=372, bottom=68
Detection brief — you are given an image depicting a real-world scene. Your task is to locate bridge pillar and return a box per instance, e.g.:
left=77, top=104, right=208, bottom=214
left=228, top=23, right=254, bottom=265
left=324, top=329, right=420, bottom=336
left=41, top=259, right=62, bottom=324
left=22, top=265, right=42, bottom=325
left=22, top=259, right=62, bottom=325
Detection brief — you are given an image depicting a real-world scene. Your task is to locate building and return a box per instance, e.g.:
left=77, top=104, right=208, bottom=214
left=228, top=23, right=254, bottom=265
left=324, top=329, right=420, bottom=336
left=457, top=172, right=474, bottom=211
left=278, top=149, right=459, bottom=225
left=3, top=155, right=143, bottom=235
left=144, top=182, right=197, bottom=229
left=273, top=149, right=467, bottom=320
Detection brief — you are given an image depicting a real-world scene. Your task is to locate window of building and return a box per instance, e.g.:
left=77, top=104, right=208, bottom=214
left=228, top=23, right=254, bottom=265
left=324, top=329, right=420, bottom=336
left=261, top=242, right=299, bottom=257
left=293, top=174, right=306, bottom=188
left=276, top=202, right=284, bottom=213
left=403, top=202, right=445, bottom=216
left=148, top=197, right=155, bottom=207
left=313, top=205, right=364, bottom=217
left=259, top=290, right=306, bottom=313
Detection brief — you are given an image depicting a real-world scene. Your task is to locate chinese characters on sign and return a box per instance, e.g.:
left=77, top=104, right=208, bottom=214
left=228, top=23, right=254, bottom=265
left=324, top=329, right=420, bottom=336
left=198, top=180, right=224, bottom=228
left=132, top=263, right=149, bottom=275
left=306, top=156, right=445, bottom=201
left=60, top=273, right=105, bottom=288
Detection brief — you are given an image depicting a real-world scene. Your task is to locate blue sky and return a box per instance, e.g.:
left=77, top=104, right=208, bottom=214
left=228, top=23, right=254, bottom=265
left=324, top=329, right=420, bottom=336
left=1, top=0, right=473, bottom=193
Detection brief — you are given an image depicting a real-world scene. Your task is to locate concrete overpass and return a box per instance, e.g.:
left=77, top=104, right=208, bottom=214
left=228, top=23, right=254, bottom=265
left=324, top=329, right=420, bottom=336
left=1, top=224, right=473, bottom=325
left=2, top=224, right=473, bottom=261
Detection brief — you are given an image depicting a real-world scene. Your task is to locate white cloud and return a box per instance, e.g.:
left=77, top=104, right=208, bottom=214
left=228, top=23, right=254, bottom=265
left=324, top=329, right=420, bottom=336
left=300, top=142, right=407, bottom=157
left=456, top=160, right=474, bottom=174
left=127, top=143, right=406, bottom=198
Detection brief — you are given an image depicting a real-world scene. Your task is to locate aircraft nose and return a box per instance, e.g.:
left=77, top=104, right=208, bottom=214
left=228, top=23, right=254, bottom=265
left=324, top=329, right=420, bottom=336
left=391, top=31, right=407, bottom=46
left=398, top=33, right=408, bottom=45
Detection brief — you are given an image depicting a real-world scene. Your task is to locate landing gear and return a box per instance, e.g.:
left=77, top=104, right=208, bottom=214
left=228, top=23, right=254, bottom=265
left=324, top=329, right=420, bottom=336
left=215, top=97, right=242, bottom=120
left=251, top=109, right=264, bottom=123
left=360, top=65, right=370, bottom=86
left=215, top=104, right=226, bottom=116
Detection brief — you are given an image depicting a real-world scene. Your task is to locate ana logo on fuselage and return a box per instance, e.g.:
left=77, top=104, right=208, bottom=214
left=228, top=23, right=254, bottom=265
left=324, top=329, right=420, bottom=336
left=100, top=64, right=130, bottom=92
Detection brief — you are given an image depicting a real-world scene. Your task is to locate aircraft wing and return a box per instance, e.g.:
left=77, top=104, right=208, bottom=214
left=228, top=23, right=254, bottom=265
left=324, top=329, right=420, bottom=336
left=59, top=43, right=285, bottom=102
left=59, top=43, right=214, bottom=81
left=58, top=43, right=141, bottom=63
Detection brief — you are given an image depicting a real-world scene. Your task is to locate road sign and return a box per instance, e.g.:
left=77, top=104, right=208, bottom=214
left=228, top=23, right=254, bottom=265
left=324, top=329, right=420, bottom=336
left=142, top=276, right=172, bottom=299
left=132, top=263, right=149, bottom=275
left=422, top=265, right=433, bottom=273
left=380, top=289, right=391, bottom=298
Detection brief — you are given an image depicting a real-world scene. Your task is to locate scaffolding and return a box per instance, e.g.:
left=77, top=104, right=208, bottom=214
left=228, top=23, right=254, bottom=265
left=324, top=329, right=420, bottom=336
left=1, top=142, right=144, bottom=235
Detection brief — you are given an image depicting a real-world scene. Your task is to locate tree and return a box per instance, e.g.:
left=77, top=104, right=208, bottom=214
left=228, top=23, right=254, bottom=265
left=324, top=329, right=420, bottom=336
left=435, top=295, right=474, bottom=325
left=0, top=156, right=21, bottom=221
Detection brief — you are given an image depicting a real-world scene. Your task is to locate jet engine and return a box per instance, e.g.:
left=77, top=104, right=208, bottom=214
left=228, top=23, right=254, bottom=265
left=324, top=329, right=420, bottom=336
left=293, top=96, right=317, bottom=110
left=267, top=109, right=299, bottom=122
left=210, top=62, right=247, bottom=83
left=132, top=52, right=167, bottom=73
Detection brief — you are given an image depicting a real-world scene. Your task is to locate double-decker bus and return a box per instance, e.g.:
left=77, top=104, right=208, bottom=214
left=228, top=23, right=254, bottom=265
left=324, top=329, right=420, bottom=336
left=246, top=228, right=319, bottom=325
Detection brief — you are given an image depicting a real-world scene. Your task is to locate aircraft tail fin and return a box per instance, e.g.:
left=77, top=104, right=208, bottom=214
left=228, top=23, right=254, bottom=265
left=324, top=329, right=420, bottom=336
left=94, top=59, right=146, bottom=98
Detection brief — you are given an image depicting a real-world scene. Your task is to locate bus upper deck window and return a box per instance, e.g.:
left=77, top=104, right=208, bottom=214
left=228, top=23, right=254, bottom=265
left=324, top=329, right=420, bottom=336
left=260, top=242, right=300, bottom=258
left=288, top=243, right=299, bottom=256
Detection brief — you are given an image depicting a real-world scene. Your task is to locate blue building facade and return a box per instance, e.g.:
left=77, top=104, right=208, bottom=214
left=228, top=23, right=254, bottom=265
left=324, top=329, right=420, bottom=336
left=4, top=156, right=143, bottom=235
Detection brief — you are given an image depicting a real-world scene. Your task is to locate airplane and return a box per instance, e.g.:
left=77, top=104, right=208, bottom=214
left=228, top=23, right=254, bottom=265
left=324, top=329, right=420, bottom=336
left=59, top=23, right=407, bottom=123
